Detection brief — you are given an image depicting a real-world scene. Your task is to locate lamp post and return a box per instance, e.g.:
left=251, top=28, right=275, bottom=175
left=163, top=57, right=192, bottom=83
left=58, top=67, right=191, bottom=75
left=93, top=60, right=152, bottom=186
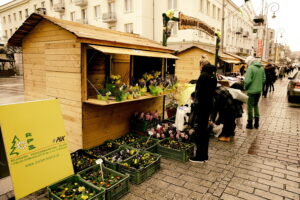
left=274, top=28, right=284, bottom=64
left=262, top=2, right=279, bottom=61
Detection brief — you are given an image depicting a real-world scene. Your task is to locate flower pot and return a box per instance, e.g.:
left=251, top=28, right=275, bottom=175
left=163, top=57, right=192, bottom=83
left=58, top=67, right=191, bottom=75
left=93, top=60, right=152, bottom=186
left=116, top=94, right=128, bottom=102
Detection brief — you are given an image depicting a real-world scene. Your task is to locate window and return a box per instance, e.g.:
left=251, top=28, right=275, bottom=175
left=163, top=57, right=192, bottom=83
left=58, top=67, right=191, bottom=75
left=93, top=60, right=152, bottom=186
left=5, top=30, right=8, bottom=37
left=10, top=29, right=13, bottom=36
left=171, top=23, right=178, bottom=36
left=25, top=9, right=29, bottom=18
left=212, top=4, right=216, bottom=18
left=70, top=12, right=75, bottom=21
left=19, top=11, right=22, bottom=20
left=206, top=0, right=210, bottom=16
left=168, top=0, right=177, bottom=9
left=34, top=4, right=37, bottom=11
left=217, top=8, right=221, bottom=20
left=108, top=2, right=115, bottom=13
left=13, top=13, right=16, bottom=21
left=50, top=0, right=53, bottom=7
left=81, top=9, right=87, bottom=20
left=41, top=1, right=45, bottom=8
left=124, top=0, right=133, bottom=12
left=124, top=23, right=133, bottom=33
left=8, top=15, right=11, bottom=23
left=2, top=17, right=6, bottom=24
left=94, top=5, right=101, bottom=18
left=199, top=0, right=203, bottom=12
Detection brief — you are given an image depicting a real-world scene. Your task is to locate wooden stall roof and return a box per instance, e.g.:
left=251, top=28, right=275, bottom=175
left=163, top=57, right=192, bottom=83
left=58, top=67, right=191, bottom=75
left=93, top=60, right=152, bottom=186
left=176, top=45, right=240, bottom=62
left=8, top=13, right=174, bottom=53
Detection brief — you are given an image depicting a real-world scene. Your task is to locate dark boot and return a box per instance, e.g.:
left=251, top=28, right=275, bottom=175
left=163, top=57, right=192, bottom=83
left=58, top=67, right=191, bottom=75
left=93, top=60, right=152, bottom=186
left=254, top=117, right=259, bottom=129
left=246, top=120, right=253, bottom=129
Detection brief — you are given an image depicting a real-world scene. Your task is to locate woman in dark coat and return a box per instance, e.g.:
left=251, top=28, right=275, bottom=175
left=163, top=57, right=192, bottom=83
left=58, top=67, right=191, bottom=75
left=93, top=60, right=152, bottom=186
left=189, top=63, right=217, bottom=163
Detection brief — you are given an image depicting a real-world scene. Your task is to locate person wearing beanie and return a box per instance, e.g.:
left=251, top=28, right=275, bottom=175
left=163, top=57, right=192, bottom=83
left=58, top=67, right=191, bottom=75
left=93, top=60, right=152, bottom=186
left=244, top=56, right=266, bottom=129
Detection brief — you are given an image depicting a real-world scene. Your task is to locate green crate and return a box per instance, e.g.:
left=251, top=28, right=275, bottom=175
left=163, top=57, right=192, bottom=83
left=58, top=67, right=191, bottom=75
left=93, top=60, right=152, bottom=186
left=47, top=175, right=105, bottom=200
left=71, top=149, right=98, bottom=173
left=130, top=119, right=160, bottom=132
left=157, top=138, right=195, bottom=162
left=129, top=137, right=159, bottom=153
left=78, top=165, right=130, bottom=200
left=119, top=152, right=161, bottom=184
left=113, top=132, right=143, bottom=146
left=103, top=146, right=138, bottom=171
left=85, top=140, right=119, bottom=158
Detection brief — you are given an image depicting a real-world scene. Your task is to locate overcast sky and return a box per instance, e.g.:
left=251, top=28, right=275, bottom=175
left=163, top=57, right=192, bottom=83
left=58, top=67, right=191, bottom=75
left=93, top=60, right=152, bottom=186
left=0, top=0, right=299, bottom=51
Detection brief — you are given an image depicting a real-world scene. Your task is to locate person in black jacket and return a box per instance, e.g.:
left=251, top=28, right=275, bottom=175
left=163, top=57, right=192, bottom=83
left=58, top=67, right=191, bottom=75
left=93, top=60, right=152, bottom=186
left=189, top=62, right=217, bottom=163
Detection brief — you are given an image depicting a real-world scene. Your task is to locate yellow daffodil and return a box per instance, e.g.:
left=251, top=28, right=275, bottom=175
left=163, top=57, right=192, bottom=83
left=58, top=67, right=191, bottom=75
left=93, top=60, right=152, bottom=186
left=81, top=194, right=89, bottom=200
left=166, top=9, right=175, bottom=19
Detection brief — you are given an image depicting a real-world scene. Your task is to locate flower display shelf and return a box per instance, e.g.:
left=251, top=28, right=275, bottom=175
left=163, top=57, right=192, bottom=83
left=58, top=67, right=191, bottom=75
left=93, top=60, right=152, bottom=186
left=85, top=140, right=119, bottom=158
left=119, top=151, right=161, bottom=184
left=78, top=165, right=130, bottom=200
left=102, top=146, right=138, bottom=171
left=47, top=175, right=105, bottom=200
left=157, top=138, right=195, bottom=162
left=128, top=137, right=159, bottom=153
left=83, top=93, right=167, bottom=106
left=71, top=150, right=98, bottom=173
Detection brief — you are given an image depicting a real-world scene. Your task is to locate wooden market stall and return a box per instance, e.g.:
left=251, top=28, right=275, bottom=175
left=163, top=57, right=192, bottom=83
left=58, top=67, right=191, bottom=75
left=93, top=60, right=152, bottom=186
left=8, top=13, right=177, bottom=152
left=175, top=45, right=241, bottom=83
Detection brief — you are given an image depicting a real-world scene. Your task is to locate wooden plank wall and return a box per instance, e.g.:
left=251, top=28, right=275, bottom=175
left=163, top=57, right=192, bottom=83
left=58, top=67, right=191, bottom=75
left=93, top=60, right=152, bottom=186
left=175, top=48, right=214, bottom=83
left=82, top=97, right=163, bottom=149
left=111, top=54, right=131, bottom=85
left=22, top=20, right=82, bottom=152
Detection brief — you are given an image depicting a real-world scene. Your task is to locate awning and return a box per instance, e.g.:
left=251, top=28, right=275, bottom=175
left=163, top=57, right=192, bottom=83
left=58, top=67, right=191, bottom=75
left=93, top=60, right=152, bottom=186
left=222, top=59, right=241, bottom=64
left=89, top=45, right=178, bottom=59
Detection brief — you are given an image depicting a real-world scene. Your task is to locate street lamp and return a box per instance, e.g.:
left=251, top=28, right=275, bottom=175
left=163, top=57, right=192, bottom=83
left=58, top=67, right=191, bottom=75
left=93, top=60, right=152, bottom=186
left=274, top=28, right=284, bottom=64
left=262, top=2, right=279, bottom=61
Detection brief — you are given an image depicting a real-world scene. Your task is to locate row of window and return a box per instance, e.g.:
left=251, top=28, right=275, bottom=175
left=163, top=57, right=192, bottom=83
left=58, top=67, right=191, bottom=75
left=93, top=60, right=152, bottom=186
left=199, top=0, right=221, bottom=20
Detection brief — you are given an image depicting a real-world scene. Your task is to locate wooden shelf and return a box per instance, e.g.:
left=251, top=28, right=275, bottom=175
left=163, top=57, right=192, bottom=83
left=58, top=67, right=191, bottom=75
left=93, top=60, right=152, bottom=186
left=83, top=93, right=166, bottom=106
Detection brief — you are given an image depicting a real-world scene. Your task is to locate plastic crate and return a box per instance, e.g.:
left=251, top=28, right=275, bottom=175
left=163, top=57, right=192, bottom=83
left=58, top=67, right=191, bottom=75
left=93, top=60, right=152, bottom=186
left=157, top=138, right=195, bottom=162
left=71, top=149, right=98, bottom=173
left=119, top=152, right=161, bottom=184
left=103, top=146, right=138, bottom=171
left=113, top=132, right=143, bottom=146
left=130, top=119, right=160, bottom=132
left=48, top=175, right=105, bottom=200
left=129, top=137, right=159, bottom=153
left=78, top=165, right=130, bottom=200
left=85, top=140, right=119, bottom=158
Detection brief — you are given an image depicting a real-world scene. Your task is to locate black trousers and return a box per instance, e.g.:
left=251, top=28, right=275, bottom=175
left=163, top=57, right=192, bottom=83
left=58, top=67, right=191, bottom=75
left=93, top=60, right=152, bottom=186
left=263, top=82, right=271, bottom=97
left=195, top=112, right=210, bottom=161
left=219, top=111, right=236, bottom=137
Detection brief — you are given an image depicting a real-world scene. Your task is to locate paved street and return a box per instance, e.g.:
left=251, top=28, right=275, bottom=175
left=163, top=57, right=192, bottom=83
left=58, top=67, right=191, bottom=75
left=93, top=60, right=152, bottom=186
left=1, top=77, right=300, bottom=200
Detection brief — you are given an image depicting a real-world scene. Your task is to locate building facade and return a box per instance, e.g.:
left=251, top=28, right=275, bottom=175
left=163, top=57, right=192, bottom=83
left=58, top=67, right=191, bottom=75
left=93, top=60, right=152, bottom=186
left=0, top=0, right=256, bottom=56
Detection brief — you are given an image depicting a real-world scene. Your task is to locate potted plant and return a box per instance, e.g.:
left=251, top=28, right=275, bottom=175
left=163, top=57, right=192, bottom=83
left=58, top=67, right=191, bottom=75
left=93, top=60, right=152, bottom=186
left=115, top=84, right=128, bottom=102
left=166, top=95, right=178, bottom=118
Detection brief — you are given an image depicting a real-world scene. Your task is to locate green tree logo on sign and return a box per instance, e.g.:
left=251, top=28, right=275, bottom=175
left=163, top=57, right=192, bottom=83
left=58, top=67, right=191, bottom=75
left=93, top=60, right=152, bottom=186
left=10, top=133, right=36, bottom=156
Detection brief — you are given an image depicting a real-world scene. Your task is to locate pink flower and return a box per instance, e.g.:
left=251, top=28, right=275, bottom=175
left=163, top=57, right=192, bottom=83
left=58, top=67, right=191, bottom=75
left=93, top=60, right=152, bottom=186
left=161, top=134, right=165, bottom=138
left=176, top=134, right=180, bottom=140
left=170, top=133, right=174, bottom=138
left=180, top=132, right=185, bottom=138
left=188, top=129, right=194, bottom=135
left=185, top=135, right=189, bottom=139
left=139, top=112, right=145, bottom=119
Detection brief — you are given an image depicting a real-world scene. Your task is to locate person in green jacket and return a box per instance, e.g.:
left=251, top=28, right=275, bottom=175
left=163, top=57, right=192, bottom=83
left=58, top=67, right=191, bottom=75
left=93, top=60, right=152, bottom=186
left=244, top=56, right=266, bottom=129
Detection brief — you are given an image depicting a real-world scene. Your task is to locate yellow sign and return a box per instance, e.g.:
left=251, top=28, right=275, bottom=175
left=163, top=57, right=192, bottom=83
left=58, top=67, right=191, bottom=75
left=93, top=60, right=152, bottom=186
left=0, top=99, right=74, bottom=199
left=179, top=12, right=215, bottom=37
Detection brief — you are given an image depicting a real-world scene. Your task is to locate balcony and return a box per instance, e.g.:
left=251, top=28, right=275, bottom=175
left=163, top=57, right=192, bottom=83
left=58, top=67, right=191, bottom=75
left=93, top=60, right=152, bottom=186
left=243, top=31, right=249, bottom=37
left=53, top=3, right=65, bottom=12
left=73, top=0, right=87, bottom=7
left=102, top=12, right=117, bottom=23
left=76, top=18, right=88, bottom=24
left=236, top=27, right=243, bottom=34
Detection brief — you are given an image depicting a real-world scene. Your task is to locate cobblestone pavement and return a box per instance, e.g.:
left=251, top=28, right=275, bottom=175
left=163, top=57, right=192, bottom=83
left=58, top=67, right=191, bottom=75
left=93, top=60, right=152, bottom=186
left=1, top=78, right=300, bottom=200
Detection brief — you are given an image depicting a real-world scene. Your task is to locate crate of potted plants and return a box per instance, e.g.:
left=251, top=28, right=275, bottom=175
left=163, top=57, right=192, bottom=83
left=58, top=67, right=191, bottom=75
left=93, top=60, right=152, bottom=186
left=85, top=141, right=119, bottom=158
left=130, top=111, right=160, bottom=132
left=71, top=150, right=98, bottom=173
left=119, top=151, right=161, bottom=184
left=128, top=136, right=159, bottom=153
left=157, top=138, right=195, bottom=162
left=78, top=165, right=130, bottom=200
left=113, top=132, right=143, bottom=146
left=103, top=146, right=138, bottom=171
left=48, top=175, right=105, bottom=200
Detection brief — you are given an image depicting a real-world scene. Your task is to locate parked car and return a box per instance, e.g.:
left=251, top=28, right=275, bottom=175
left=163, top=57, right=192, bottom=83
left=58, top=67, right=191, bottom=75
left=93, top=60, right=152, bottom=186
left=287, top=71, right=300, bottom=102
